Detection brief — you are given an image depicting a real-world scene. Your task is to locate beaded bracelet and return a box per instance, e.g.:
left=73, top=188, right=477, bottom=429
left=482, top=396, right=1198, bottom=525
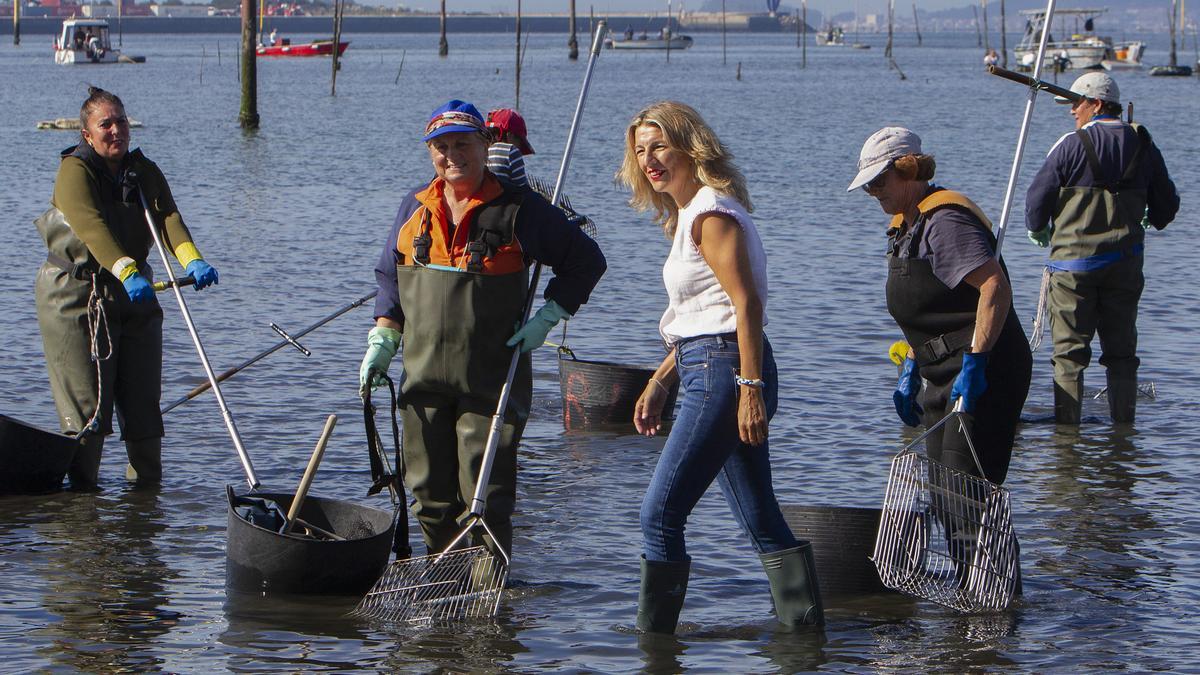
left=734, top=376, right=766, bottom=388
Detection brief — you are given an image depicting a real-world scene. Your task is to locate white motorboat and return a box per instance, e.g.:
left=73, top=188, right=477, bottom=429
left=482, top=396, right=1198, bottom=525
left=1101, top=41, right=1146, bottom=70
left=54, top=18, right=123, bottom=64
left=1014, top=8, right=1111, bottom=71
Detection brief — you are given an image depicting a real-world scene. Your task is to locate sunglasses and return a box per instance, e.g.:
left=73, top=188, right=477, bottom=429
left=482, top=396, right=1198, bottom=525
left=863, top=162, right=894, bottom=192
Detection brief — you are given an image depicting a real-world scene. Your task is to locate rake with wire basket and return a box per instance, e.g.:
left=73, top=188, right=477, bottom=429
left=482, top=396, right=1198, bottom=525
left=871, top=411, right=1020, bottom=613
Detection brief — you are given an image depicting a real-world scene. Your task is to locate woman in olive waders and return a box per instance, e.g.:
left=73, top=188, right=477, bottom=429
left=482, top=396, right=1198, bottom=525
left=35, top=87, right=220, bottom=489
left=359, top=100, right=605, bottom=560
left=622, top=101, right=823, bottom=634
left=849, top=127, right=1032, bottom=580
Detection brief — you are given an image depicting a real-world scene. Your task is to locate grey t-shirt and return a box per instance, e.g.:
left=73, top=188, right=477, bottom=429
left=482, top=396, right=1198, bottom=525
left=890, top=202, right=994, bottom=290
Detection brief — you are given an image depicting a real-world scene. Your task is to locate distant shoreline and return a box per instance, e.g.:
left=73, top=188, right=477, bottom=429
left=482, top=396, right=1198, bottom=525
left=0, top=14, right=793, bottom=35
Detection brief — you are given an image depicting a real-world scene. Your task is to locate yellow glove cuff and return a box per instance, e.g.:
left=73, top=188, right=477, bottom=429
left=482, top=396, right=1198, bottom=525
left=115, top=259, right=139, bottom=282
left=174, top=242, right=202, bottom=268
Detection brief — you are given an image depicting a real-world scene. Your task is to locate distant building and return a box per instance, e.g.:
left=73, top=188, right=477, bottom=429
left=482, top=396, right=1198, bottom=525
left=149, top=3, right=211, bottom=17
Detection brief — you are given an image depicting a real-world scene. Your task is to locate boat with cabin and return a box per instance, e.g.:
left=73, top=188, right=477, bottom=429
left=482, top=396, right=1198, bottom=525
left=1102, top=41, right=1146, bottom=70
left=815, top=25, right=846, bottom=46
left=605, top=27, right=693, bottom=50
left=1014, top=8, right=1111, bottom=71
left=53, top=18, right=132, bottom=65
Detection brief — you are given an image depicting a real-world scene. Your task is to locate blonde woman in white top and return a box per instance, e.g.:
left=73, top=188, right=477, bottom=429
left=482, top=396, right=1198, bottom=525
left=618, top=101, right=823, bottom=634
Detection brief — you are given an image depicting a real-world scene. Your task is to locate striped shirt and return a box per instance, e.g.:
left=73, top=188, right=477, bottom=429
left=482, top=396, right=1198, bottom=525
left=487, top=142, right=528, bottom=187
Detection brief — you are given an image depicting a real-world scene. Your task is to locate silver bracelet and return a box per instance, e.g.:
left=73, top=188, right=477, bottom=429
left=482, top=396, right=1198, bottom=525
left=735, top=376, right=766, bottom=388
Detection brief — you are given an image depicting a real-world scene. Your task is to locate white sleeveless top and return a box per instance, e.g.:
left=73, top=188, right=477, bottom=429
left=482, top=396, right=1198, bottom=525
left=659, top=186, right=768, bottom=346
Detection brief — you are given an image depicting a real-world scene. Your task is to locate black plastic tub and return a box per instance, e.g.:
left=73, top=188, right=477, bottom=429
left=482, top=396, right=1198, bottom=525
left=780, top=504, right=895, bottom=596
left=225, top=486, right=395, bottom=595
left=0, top=414, right=78, bottom=495
left=558, top=349, right=680, bottom=431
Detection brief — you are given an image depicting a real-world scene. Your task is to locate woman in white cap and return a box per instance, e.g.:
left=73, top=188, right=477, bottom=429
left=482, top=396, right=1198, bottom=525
left=621, top=101, right=822, bottom=634
left=849, top=127, right=1031, bottom=490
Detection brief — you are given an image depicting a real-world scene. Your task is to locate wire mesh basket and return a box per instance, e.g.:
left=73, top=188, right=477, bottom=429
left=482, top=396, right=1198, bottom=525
left=352, top=545, right=508, bottom=625
left=872, top=411, right=1020, bottom=612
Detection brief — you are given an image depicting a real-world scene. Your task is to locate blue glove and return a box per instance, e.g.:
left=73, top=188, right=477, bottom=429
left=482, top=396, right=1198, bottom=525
left=1027, top=226, right=1052, bottom=248
left=950, top=352, right=989, bottom=413
left=359, top=326, right=401, bottom=397
left=892, top=357, right=923, bottom=427
left=121, top=271, right=155, bottom=303
left=186, top=259, right=219, bottom=290
left=506, top=300, right=571, bottom=353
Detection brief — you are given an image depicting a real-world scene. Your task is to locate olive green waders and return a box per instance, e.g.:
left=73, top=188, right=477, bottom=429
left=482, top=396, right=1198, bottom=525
left=1048, top=144, right=1148, bottom=425
left=394, top=264, right=531, bottom=558
left=34, top=208, right=165, bottom=488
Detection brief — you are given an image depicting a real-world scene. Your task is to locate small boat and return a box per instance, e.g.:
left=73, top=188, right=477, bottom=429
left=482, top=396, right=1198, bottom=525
left=815, top=25, right=846, bottom=46
left=0, top=414, right=78, bottom=495
left=1148, top=0, right=1193, bottom=76
left=1101, top=41, right=1146, bottom=70
left=53, top=18, right=136, bottom=65
left=1148, top=64, right=1194, bottom=76
left=256, top=39, right=349, bottom=57
left=1014, top=8, right=1111, bottom=71
left=605, top=30, right=693, bottom=50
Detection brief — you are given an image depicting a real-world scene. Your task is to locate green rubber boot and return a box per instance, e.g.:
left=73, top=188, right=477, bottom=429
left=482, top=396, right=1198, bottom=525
left=124, top=436, right=162, bottom=486
left=67, top=434, right=104, bottom=491
left=1054, top=377, right=1084, bottom=425
left=1106, top=376, right=1137, bottom=424
left=636, top=556, right=690, bottom=634
left=760, top=543, right=825, bottom=628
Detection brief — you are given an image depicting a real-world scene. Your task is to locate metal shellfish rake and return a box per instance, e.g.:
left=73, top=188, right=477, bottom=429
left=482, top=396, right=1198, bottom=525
left=872, top=411, right=1020, bottom=613
left=353, top=517, right=510, bottom=625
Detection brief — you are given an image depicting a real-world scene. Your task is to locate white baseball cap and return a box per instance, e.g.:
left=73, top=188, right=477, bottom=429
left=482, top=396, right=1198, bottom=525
left=1056, top=71, right=1120, bottom=104
left=847, top=127, right=923, bottom=192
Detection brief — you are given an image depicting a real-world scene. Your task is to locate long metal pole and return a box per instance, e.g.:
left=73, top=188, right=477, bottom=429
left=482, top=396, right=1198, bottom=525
left=136, top=189, right=259, bottom=489
left=468, top=21, right=608, bottom=519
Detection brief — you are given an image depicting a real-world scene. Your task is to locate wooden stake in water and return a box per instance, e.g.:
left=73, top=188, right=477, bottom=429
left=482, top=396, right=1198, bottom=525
left=913, top=2, right=922, bottom=46
left=12, top=0, right=19, bottom=46
left=568, top=0, right=578, bottom=60
left=666, top=0, right=672, bottom=64
left=802, top=3, right=807, bottom=67
left=439, top=0, right=449, bottom=57
left=515, top=0, right=522, bottom=109
left=200, top=45, right=206, bottom=84
left=394, top=49, right=406, bottom=84
left=972, top=5, right=982, bottom=47
left=982, top=0, right=990, bottom=52
left=331, top=0, right=344, bottom=96
left=1000, top=0, right=1007, bottom=67
left=217, top=41, right=222, bottom=66
left=239, top=0, right=259, bottom=129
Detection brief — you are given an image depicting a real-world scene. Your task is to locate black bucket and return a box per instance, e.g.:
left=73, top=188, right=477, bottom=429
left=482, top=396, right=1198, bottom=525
left=558, top=348, right=680, bottom=431
left=0, top=414, right=78, bottom=495
left=225, top=486, right=395, bottom=595
left=781, top=505, right=895, bottom=596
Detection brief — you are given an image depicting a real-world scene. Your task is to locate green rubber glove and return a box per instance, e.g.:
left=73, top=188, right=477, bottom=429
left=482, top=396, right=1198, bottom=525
left=359, top=326, right=401, bottom=397
left=506, top=300, right=571, bottom=353
left=1027, top=225, right=1053, bottom=248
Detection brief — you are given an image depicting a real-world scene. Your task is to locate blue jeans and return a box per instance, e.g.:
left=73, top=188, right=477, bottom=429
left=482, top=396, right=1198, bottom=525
left=640, top=334, right=798, bottom=562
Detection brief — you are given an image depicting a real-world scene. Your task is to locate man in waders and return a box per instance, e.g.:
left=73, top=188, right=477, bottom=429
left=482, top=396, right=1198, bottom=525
left=36, top=87, right=220, bottom=489
left=1025, top=72, right=1179, bottom=424
left=359, top=100, right=606, bottom=559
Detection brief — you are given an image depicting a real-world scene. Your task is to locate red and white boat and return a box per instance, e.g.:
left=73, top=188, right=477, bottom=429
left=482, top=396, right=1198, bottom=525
left=256, top=39, right=349, bottom=57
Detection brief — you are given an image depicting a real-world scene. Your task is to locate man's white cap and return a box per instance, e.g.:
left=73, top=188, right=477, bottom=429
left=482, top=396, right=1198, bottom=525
left=847, top=127, right=922, bottom=192
left=1056, top=71, right=1120, bottom=104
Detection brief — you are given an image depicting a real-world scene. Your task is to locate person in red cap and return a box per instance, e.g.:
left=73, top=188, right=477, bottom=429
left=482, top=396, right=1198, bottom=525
left=485, top=108, right=535, bottom=187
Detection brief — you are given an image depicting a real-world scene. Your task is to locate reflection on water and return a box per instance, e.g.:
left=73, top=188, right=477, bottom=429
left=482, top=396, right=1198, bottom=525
left=27, top=490, right=177, bottom=672
left=1, top=28, right=1199, bottom=671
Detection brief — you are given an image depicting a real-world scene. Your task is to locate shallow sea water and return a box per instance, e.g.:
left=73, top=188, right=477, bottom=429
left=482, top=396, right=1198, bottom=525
left=1, top=28, right=1198, bottom=672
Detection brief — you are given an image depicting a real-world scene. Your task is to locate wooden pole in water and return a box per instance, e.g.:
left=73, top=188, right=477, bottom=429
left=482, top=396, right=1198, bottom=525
left=439, top=0, right=448, bottom=57
left=972, top=5, right=981, bottom=47
left=118, top=0, right=123, bottom=46
left=239, top=0, right=259, bottom=129
left=912, top=2, right=921, bottom=46
left=981, top=0, right=990, bottom=52
left=1169, top=0, right=1179, bottom=67
left=394, top=48, right=407, bottom=84
left=802, top=3, right=807, bottom=67
left=331, top=0, right=344, bottom=96
left=721, top=0, right=727, bottom=65
left=515, top=0, right=522, bottom=109
left=885, top=0, right=893, bottom=58
left=568, top=0, right=578, bottom=60
left=666, top=0, right=672, bottom=64
left=1000, top=0, right=1007, bottom=67
left=12, top=0, right=19, bottom=46
left=201, top=45, right=205, bottom=83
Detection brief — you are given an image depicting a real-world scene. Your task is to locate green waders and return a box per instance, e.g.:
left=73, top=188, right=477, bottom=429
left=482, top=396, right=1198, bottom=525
left=1048, top=128, right=1148, bottom=425
left=34, top=208, right=164, bottom=488
left=394, top=264, right=531, bottom=558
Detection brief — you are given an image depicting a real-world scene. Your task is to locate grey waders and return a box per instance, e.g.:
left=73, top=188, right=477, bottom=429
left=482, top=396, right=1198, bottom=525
left=760, top=543, right=825, bottom=628
left=1054, top=377, right=1084, bottom=425
left=636, top=556, right=690, bottom=634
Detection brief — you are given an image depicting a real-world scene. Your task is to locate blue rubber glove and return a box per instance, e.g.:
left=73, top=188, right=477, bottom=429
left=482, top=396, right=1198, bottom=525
left=1027, top=226, right=1052, bottom=248
left=186, top=259, right=219, bottom=290
left=121, top=271, right=155, bottom=303
left=950, top=352, right=989, bottom=413
left=892, top=357, right=923, bottom=427
left=359, top=326, right=401, bottom=397
left=506, top=300, right=571, bottom=353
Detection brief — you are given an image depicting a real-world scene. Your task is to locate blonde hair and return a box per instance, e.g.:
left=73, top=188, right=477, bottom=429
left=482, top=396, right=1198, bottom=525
left=617, top=101, right=753, bottom=237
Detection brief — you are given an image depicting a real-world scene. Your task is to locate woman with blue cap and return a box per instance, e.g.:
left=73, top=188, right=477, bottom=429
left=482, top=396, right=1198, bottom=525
left=850, top=127, right=1031, bottom=489
left=359, top=100, right=606, bottom=560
